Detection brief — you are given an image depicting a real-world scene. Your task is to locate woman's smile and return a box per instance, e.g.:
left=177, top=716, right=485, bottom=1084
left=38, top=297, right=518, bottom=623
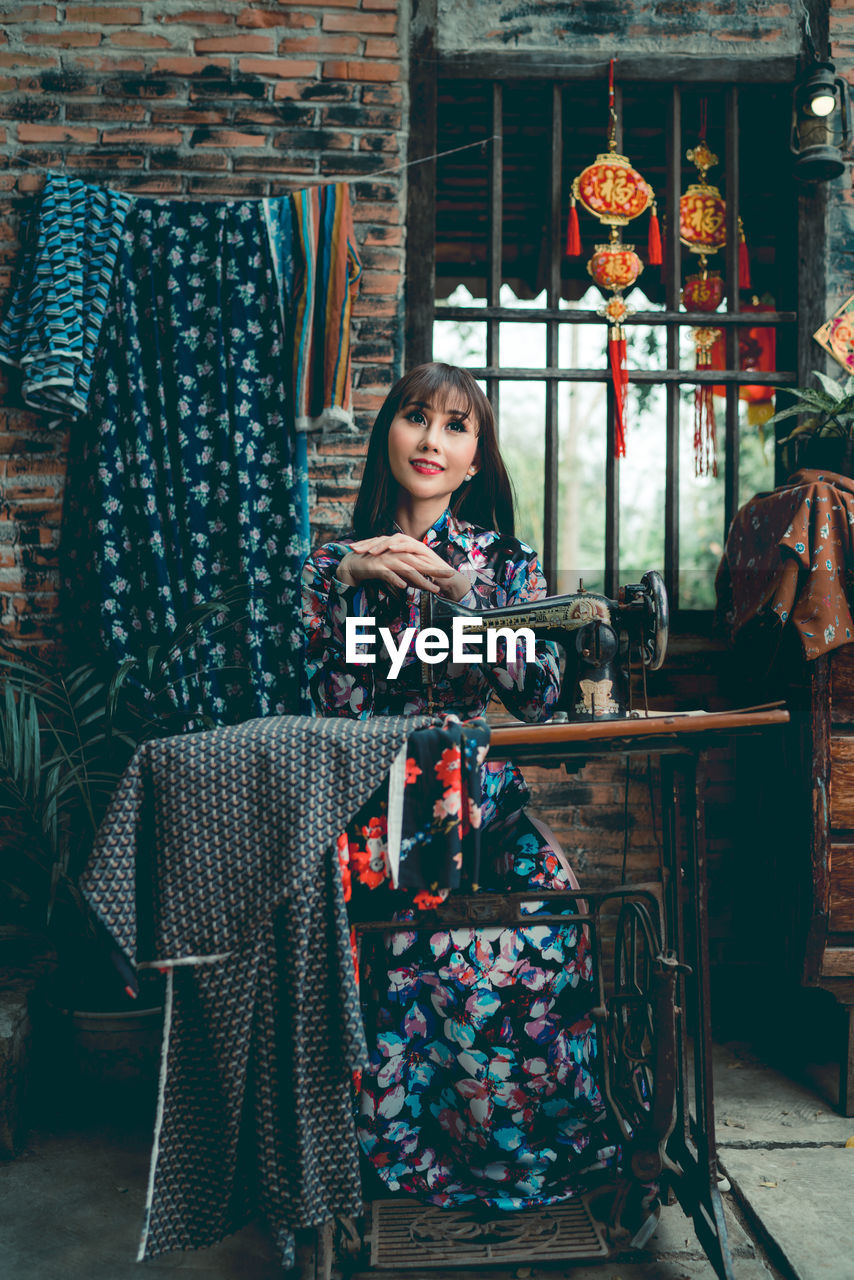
left=410, top=458, right=445, bottom=475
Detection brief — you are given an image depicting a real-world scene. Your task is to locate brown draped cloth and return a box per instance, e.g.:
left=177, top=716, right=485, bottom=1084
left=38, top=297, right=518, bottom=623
left=716, top=469, right=854, bottom=660
left=79, top=713, right=430, bottom=1268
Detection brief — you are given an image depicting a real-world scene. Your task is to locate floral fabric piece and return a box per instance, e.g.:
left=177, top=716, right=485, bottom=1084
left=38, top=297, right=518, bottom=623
left=63, top=195, right=307, bottom=722
left=346, top=803, right=611, bottom=1209
left=716, top=468, right=854, bottom=660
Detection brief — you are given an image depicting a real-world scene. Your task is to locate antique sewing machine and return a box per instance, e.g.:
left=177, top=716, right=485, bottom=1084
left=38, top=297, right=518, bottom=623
left=421, top=569, right=669, bottom=721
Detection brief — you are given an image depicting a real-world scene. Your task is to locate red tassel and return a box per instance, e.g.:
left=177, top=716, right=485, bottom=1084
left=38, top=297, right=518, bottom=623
left=609, top=329, right=628, bottom=458
left=738, top=218, right=751, bottom=291
left=647, top=203, right=662, bottom=266
left=566, top=199, right=581, bottom=257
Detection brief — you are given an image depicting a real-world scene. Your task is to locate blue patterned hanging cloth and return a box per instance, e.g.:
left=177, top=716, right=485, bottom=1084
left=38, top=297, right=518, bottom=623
left=62, top=193, right=354, bottom=722
left=0, top=171, right=131, bottom=417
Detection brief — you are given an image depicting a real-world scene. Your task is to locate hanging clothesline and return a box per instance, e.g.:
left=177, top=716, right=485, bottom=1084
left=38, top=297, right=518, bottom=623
left=12, top=135, right=500, bottom=192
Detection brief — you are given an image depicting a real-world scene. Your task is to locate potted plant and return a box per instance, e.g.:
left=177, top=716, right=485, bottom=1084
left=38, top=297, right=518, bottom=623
left=0, top=593, right=247, bottom=1098
left=768, top=369, right=854, bottom=477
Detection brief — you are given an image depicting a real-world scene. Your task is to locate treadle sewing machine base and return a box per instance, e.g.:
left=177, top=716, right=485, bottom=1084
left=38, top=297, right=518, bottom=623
left=300, top=711, right=789, bottom=1280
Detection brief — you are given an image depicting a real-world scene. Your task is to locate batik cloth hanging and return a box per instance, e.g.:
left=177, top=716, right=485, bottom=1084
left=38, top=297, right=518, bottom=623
left=0, top=171, right=131, bottom=416
left=0, top=173, right=361, bottom=724
left=62, top=195, right=311, bottom=721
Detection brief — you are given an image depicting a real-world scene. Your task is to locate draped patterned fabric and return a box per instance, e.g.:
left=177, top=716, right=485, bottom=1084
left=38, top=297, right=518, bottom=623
left=63, top=195, right=308, bottom=721
left=0, top=173, right=361, bottom=722
left=79, top=713, right=430, bottom=1268
left=0, top=171, right=131, bottom=416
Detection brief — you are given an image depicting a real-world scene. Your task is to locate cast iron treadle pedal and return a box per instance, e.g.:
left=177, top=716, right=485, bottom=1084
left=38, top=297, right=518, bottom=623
left=369, top=1197, right=609, bottom=1268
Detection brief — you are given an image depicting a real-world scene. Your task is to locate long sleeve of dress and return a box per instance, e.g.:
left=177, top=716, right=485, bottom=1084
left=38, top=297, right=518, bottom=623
left=457, top=549, right=561, bottom=723
left=301, top=545, right=375, bottom=718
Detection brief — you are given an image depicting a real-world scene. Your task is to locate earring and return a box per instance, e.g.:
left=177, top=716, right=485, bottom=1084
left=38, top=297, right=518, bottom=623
left=464, top=474, right=472, bottom=483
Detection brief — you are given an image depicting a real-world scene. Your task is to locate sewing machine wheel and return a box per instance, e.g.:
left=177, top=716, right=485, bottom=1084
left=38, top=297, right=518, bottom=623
left=609, top=900, right=662, bottom=1134
left=640, top=570, right=668, bottom=671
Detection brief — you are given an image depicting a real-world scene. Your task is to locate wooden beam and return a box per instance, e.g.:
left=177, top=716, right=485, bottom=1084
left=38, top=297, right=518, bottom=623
left=438, top=53, right=798, bottom=85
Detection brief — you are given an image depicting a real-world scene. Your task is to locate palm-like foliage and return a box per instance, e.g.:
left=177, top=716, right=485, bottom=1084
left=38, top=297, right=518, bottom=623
left=766, top=370, right=854, bottom=442
left=0, top=590, right=248, bottom=929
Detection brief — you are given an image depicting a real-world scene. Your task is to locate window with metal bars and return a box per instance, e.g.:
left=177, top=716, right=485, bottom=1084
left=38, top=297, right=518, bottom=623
left=410, top=79, right=798, bottom=615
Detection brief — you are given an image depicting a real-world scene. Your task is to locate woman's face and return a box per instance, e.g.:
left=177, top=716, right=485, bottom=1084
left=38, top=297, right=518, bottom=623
left=386, top=395, right=479, bottom=503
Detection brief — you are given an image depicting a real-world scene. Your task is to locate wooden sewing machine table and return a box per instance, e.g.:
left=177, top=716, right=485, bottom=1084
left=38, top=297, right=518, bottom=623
left=317, top=708, right=790, bottom=1280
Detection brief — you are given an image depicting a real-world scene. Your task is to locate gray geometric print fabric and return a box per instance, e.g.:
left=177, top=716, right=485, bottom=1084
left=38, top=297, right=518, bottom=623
left=80, top=713, right=428, bottom=1265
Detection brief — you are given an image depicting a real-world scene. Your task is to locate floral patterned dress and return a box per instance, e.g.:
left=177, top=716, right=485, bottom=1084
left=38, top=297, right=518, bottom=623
left=301, top=510, right=613, bottom=1208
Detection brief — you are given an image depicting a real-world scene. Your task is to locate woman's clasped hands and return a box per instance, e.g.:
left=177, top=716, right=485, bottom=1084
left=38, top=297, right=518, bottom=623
left=336, top=532, right=473, bottom=602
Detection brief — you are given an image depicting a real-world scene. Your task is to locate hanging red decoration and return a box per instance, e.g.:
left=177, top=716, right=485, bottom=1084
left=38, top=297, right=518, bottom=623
left=566, top=196, right=581, bottom=256
left=710, top=303, right=777, bottom=429
left=567, top=58, right=659, bottom=457
left=679, top=102, right=750, bottom=476
left=683, top=267, right=724, bottom=479
left=587, top=241, right=644, bottom=294
left=565, top=57, right=660, bottom=269
left=647, top=202, right=662, bottom=266
left=588, top=243, right=644, bottom=457
left=738, top=217, right=751, bottom=290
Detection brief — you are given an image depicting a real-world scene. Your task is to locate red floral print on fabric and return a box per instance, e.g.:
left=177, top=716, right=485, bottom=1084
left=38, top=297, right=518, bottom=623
left=336, top=830, right=352, bottom=903
left=405, top=756, right=422, bottom=786
left=434, top=745, right=461, bottom=787
left=349, top=815, right=388, bottom=889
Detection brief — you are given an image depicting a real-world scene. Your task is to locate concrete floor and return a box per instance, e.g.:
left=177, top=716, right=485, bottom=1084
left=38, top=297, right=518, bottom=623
left=0, top=1043, right=851, bottom=1279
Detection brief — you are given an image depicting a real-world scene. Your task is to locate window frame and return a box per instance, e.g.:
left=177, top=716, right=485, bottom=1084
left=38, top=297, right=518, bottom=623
left=406, top=29, right=826, bottom=616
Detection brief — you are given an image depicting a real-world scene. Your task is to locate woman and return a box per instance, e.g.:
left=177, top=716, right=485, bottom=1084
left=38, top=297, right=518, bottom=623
left=301, top=363, right=613, bottom=1211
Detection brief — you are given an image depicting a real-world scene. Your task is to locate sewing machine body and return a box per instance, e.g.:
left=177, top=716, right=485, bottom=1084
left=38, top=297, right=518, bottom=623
left=425, top=570, right=669, bottom=722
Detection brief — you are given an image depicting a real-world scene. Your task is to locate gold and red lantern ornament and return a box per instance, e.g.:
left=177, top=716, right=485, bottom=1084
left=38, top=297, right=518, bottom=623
left=679, top=106, right=752, bottom=477
left=566, top=58, right=660, bottom=457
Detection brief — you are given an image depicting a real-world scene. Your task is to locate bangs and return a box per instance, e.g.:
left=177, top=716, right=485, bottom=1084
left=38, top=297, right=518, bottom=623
left=397, top=363, right=487, bottom=430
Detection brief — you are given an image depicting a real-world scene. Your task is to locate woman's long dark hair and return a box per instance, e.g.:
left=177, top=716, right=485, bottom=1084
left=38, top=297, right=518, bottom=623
left=351, top=363, right=515, bottom=539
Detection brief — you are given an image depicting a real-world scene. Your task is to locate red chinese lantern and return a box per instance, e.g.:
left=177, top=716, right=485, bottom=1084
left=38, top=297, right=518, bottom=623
left=566, top=59, right=661, bottom=267
left=587, top=242, right=644, bottom=294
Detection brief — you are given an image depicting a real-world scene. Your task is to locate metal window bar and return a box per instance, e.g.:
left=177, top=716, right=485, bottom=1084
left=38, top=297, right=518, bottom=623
left=431, top=81, right=798, bottom=611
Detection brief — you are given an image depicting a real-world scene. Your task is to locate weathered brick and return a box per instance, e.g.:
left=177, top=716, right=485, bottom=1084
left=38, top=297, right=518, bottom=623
left=279, top=36, right=360, bottom=55
left=236, top=8, right=314, bottom=28
left=1, top=5, right=57, bottom=21
left=151, top=56, right=230, bottom=75
left=107, top=32, right=173, bottom=49
left=232, top=153, right=317, bottom=173
left=24, top=32, right=102, bottom=48
left=192, top=129, right=266, bottom=147
left=100, top=127, right=183, bottom=145
left=65, top=152, right=145, bottom=169
left=358, top=132, right=399, bottom=152
left=322, top=12, right=396, bottom=34
left=65, top=102, right=147, bottom=121
left=0, top=54, right=58, bottom=69
left=364, top=38, right=398, bottom=59
left=194, top=35, right=276, bottom=54
left=160, top=9, right=232, bottom=24
left=17, top=123, right=99, bottom=143
left=237, top=57, right=317, bottom=78
left=65, top=5, right=142, bottom=21
left=322, top=60, right=398, bottom=82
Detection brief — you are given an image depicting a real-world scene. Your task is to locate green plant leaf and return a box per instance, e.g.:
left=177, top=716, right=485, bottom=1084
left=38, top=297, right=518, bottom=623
left=813, top=370, right=847, bottom=401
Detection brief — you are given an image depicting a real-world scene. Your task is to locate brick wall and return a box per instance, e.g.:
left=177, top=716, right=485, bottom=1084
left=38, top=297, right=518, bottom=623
left=0, top=0, right=408, bottom=644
